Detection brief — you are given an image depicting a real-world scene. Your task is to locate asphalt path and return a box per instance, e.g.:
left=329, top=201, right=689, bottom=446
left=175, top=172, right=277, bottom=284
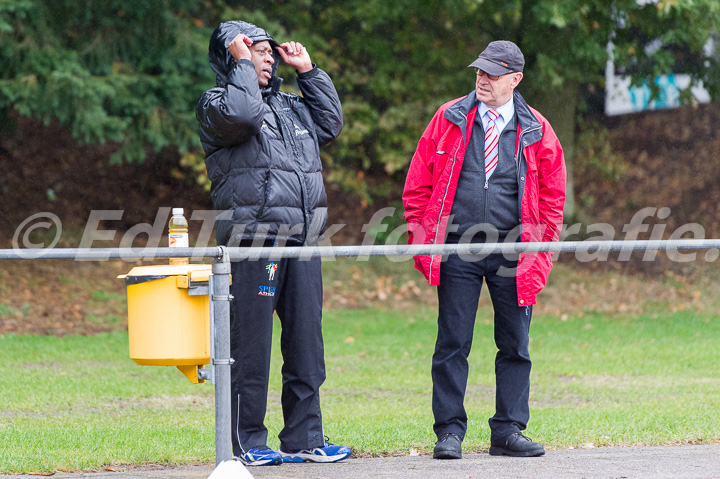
left=8, top=444, right=720, bottom=479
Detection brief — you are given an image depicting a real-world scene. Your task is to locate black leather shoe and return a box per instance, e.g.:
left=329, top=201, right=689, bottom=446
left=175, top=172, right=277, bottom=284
left=489, top=433, right=545, bottom=457
left=433, top=433, right=462, bottom=459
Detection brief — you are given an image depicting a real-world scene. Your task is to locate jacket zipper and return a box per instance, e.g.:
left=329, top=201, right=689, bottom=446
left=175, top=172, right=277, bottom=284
left=515, top=124, right=541, bottom=182
left=514, top=124, right=541, bottom=239
left=270, top=99, right=308, bottom=239
left=274, top=104, right=300, bottom=159
left=483, top=119, right=517, bottom=223
left=429, top=138, right=463, bottom=277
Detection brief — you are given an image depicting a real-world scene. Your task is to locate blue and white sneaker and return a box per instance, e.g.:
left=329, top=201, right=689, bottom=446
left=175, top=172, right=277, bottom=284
left=280, top=440, right=352, bottom=463
left=238, top=446, right=282, bottom=466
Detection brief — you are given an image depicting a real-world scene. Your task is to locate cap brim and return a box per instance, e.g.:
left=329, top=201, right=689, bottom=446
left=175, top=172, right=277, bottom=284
left=468, top=58, right=514, bottom=76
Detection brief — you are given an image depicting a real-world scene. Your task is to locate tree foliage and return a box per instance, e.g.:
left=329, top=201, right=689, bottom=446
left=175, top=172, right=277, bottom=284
left=0, top=0, right=214, bottom=163
left=1, top=0, right=719, bottom=197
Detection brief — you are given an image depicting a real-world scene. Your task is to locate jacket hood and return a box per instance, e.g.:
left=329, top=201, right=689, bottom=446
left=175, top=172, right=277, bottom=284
left=208, top=20, right=281, bottom=90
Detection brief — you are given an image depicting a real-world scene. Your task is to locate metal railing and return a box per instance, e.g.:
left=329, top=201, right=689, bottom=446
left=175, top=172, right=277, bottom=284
left=2, top=238, right=720, bottom=261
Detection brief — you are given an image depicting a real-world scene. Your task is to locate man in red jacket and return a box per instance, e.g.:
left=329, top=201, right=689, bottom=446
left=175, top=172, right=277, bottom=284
left=402, top=41, right=566, bottom=459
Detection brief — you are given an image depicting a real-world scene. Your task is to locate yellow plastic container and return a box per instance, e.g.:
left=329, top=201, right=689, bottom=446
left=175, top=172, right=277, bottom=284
left=120, top=264, right=212, bottom=383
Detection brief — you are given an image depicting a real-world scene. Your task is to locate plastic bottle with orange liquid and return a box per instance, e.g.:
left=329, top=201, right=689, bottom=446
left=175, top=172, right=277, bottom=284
left=168, top=208, right=189, bottom=265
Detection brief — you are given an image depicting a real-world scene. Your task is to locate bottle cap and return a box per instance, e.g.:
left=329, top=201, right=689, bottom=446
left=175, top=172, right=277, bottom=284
left=172, top=208, right=184, bottom=215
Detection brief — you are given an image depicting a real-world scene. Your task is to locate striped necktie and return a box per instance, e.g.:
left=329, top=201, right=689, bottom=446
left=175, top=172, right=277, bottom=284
left=484, top=109, right=500, bottom=179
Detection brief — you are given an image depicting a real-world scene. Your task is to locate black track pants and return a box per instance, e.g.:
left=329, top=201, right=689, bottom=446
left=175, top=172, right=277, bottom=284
left=229, top=255, right=326, bottom=454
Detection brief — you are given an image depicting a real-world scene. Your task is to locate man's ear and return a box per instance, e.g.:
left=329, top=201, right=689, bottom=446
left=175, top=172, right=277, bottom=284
left=512, top=72, right=524, bottom=88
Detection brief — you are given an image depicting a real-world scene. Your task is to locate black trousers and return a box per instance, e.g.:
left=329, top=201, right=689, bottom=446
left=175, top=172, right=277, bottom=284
left=433, top=252, right=533, bottom=442
left=229, top=255, right=326, bottom=455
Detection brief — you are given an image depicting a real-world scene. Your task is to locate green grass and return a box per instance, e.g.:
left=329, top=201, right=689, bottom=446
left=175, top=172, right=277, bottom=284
left=2, top=308, right=720, bottom=473
left=0, top=333, right=215, bottom=473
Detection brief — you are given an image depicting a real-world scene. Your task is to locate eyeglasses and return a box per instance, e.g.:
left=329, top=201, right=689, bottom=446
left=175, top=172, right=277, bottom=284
left=251, top=47, right=274, bottom=58
left=475, top=68, right=501, bottom=81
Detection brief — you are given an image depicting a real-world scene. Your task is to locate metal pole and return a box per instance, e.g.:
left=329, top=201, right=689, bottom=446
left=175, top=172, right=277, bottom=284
left=0, top=246, right=220, bottom=260
left=221, top=238, right=720, bottom=260
left=211, top=246, right=233, bottom=464
left=2, top=239, right=720, bottom=261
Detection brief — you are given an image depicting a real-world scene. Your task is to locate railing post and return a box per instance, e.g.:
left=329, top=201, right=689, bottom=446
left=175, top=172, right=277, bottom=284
left=211, top=246, right=233, bottom=464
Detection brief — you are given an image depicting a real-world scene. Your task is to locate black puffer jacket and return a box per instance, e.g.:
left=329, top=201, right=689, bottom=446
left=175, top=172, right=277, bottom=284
left=196, top=21, right=343, bottom=246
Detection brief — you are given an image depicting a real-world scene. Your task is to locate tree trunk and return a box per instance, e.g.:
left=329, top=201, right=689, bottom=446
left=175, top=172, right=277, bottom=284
left=524, top=80, right=578, bottom=221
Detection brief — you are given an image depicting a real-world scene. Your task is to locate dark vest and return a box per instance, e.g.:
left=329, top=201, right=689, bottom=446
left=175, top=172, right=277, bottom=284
left=448, top=110, right=520, bottom=243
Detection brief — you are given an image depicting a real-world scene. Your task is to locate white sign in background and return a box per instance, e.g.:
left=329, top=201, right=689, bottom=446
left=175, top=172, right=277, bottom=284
left=605, top=62, right=711, bottom=116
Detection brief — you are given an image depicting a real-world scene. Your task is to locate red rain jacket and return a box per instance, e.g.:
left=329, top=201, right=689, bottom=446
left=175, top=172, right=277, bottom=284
left=402, top=90, right=566, bottom=306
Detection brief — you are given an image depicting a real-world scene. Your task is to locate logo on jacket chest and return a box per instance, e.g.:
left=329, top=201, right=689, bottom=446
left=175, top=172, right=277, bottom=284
left=261, top=120, right=279, bottom=139
left=293, top=123, right=309, bottom=137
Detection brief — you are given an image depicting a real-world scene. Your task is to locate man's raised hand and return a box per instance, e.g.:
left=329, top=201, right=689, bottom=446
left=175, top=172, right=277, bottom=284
left=276, top=41, right=313, bottom=73
left=228, top=34, right=253, bottom=62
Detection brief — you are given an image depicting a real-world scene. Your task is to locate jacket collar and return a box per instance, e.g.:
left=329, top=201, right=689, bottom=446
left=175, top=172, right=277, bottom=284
left=263, top=76, right=283, bottom=97
left=443, top=91, right=477, bottom=143
left=512, top=90, right=543, bottom=145
left=444, top=90, right=543, bottom=145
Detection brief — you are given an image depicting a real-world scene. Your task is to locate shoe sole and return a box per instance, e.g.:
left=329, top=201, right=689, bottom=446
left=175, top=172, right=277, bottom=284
left=239, top=455, right=283, bottom=466
left=488, top=446, right=545, bottom=457
left=281, top=452, right=351, bottom=463
left=433, top=450, right=462, bottom=459
left=280, top=455, right=305, bottom=463
left=240, top=459, right=282, bottom=466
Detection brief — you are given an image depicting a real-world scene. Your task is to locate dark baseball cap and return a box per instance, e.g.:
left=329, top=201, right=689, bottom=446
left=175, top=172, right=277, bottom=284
left=468, top=40, right=524, bottom=76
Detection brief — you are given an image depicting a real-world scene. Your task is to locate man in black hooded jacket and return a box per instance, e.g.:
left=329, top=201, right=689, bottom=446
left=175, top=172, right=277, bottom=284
left=196, top=20, right=350, bottom=467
